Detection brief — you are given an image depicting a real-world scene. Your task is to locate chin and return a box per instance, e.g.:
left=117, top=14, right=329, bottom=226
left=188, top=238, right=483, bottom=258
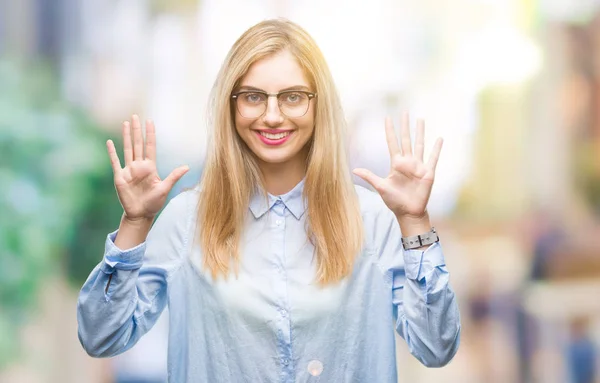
left=254, top=150, right=295, bottom=165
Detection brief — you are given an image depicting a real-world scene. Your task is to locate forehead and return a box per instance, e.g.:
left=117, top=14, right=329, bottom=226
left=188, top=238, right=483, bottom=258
left=239, top=50, right=311, bottom=91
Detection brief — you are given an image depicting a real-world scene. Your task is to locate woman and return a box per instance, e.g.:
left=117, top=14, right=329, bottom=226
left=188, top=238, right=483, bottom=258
left=77, top=19, right=460, bottom=382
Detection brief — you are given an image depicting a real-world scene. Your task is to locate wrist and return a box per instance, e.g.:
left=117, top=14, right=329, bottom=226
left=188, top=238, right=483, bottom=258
left=122, top=212, right=155, bottom=227
left=395, top=211, right=431, bottom=237
left=115, top=213, right=153, bottom=250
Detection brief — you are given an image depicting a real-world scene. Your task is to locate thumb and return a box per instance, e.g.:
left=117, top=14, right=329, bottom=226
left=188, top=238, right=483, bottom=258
left=353, top=168, right=383, bottom=192
left=162, top=165, right=190, bottom=190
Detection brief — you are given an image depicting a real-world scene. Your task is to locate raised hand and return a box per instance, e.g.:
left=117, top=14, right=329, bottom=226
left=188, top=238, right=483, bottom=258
left=353, top=113, right=442, bottom=220
left=107, top=115, right=189, bottom=222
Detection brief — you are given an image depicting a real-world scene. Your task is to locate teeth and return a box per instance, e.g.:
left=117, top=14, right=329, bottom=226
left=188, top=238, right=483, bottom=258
left=260, top=131, right=290, bottom=140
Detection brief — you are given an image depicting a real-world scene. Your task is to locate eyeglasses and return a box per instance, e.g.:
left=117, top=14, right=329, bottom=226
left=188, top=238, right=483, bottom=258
left=231, top=90, right=317, bottom=119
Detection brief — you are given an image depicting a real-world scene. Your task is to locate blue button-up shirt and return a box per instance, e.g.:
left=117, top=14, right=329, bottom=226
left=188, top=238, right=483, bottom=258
left=77, top=180, right=460, bottom=382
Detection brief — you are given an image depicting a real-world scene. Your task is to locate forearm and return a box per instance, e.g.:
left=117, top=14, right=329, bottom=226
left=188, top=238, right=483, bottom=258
left=77, top=230, right=163, bottom=358
left=114, top=213, right=154, bottom=249
left=395, top=245, right=461, bottom=367
left=77, top=191, right=190, bottom=358
left=77, top=261, right=144, bottom=357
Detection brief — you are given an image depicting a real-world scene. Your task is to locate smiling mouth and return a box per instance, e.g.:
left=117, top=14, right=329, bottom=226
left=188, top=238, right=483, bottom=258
left=258, top=131, right=291, bottom=140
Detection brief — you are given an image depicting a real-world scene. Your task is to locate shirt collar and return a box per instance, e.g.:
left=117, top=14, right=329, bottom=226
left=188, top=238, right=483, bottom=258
left=249, top=179, right=307, bottom=220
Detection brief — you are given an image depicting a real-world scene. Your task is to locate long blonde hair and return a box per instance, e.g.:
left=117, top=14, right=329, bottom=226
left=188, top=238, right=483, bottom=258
left=198, top=19, right=363, bottom=285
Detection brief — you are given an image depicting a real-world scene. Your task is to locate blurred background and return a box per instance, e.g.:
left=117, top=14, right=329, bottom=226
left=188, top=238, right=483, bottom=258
left=1, top=0, right=600, bottom=382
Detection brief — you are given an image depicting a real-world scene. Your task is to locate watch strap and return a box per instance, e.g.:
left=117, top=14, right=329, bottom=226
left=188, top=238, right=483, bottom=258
left=401, top=227, right=439, bottom=250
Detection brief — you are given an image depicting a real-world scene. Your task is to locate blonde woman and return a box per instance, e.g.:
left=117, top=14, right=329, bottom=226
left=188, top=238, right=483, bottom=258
left=77, top=19, right=460, bottom=382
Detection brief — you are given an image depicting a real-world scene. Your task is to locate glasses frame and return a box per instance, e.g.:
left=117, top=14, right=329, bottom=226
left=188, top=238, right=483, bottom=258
left=231, top=90, right=317, bottom=119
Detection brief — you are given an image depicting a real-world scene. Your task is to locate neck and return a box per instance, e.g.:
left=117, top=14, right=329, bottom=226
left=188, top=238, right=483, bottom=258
left=258, top=155, right=307, bottom=196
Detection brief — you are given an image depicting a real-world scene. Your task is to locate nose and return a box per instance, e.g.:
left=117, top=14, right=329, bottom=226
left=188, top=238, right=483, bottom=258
left=263, top=96, right=284, bottom=126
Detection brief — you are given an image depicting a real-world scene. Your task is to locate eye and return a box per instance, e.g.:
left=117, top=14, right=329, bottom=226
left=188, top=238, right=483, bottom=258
left=283, top=92, right=306, bottom=104
left=243, top=93, right=265, bottom=103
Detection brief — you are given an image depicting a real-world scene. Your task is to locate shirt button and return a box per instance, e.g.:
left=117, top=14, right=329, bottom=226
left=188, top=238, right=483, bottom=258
left=282, top=358, right=289, bottom=366
left=307, top=360, right=323, bottom=376
left=275, top=219, right=283, bottom=226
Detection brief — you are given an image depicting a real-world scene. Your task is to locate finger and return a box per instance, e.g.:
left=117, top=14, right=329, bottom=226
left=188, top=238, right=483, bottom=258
left=426, top=137, right=444, bottom=172
left=132, top=114, right=143, bottom=160
left=414, top=119, right=425, bottom=161
left=400, top=112, right=412, bottom=156
left=352, top=168, right=384, bottom=192
left=145, top=119, right=156, bottom=162
left=162, top=165, right=190, bottom=191
left=106, top=139, right=122, bottom=174
left=384, top=117, right=400, bottom=158
left=123, top=121, right=133, bottom=166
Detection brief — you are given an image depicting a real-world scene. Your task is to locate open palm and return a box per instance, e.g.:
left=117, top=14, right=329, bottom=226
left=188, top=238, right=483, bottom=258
left=107, top=115, right=189, bottom=221
left=353, top=113, right=442, bottom=219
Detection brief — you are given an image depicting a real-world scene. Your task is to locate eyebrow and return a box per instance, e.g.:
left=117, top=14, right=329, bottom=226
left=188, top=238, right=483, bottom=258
left=236, top=85, right=312, bottom=92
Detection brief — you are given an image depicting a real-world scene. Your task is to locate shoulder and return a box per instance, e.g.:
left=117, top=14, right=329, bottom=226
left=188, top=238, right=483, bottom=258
left=353, top=184, right=399, bottom=242
left=157, top=186, right=201, bottom=226
left=145, top=187, right=201, bottom=261
left=353, top=184, right=387, bottom=217
left=172, top=184, right=201, bottom=207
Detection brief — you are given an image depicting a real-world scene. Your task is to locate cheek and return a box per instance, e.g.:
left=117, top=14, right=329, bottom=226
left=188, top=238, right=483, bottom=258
left=300, top=117, right=315, bottom=136
left=234, top=115, right=251, bottom=137
left=303, top=109, right=316, bottom=134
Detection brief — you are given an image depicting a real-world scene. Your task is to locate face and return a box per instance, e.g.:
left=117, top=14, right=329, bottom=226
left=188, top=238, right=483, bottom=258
left=233, top=50, right=315, bottom=170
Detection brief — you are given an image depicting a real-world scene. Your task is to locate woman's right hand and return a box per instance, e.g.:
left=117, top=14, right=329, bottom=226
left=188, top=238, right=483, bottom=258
left=107, top=115, right=189, bottom=223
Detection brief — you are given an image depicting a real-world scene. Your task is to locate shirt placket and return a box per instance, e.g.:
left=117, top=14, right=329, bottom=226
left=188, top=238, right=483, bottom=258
left=271, top=198, right=294, bottom=382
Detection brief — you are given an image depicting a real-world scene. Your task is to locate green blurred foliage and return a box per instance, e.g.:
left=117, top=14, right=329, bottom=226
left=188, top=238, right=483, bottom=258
left=0, top=58, right=122, bottom=368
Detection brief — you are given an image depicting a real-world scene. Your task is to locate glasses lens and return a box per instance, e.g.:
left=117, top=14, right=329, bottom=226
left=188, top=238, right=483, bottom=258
left=278, top=91, right=310, bottom=118
left=236, top=92, right=267, bottom=118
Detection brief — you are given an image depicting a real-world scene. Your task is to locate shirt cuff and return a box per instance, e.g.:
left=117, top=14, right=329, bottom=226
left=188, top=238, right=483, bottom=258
left=403, top=242, right=446, bottom=281
left=100, top=229, right=146, bottom=272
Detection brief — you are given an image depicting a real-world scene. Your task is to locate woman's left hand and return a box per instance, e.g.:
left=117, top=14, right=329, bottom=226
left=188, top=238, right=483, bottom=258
left=353, top=113, right=443, bottom=220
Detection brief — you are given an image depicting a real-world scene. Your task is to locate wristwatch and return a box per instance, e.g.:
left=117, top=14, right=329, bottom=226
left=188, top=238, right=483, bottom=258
left=401, top=227, right=439, bottom=250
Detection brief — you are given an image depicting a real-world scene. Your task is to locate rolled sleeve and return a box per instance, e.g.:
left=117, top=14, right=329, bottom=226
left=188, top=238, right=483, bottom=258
left=403, top=242, right=445, bottom=281
left=100, top=230, right=146, bottom=273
